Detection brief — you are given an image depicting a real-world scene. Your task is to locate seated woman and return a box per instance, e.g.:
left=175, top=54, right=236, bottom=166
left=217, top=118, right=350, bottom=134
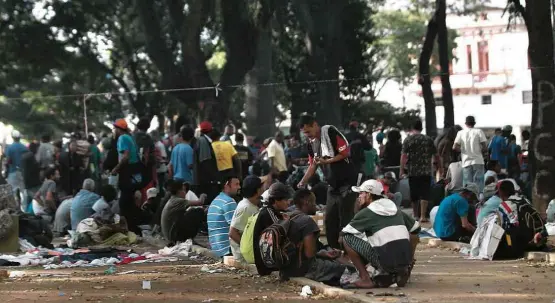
left=32, top=167, right=61, bottom=221
left=161, top=181, right=206, bottom=246
left=340, top=180, right=420, bottom=289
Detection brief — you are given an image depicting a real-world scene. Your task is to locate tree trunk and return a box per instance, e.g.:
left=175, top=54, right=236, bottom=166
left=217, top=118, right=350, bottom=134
left=418, top=14, right=439, bottom=138
left=436, top=0, right=454, bottom=129
left=245, top=22, right=275, bottom=139
left=525, top=0, right=555, bottom=214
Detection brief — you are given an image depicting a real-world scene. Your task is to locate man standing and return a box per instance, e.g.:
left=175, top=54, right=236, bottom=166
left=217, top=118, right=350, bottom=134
left=266, top=131, right=288, bottom=174
left=345, top=121, right=370, bottom=180
left=111, top=119, right=142, bottom=234
left=233, top=133, right=254, bottom=181
left=36, top=134, right=55, bottom=171
left=297, top=114, right=357, bottom=249
left=400, top=120, right=442, bottom=222
left=194, top=121, right=220, bottom=204
left=207, top=176, right=241, bottom=258
left=211, top=130, right=242, bottom=181
left=5, top=130, right=28, bottom=203
left=168, top=127, right=195, bottom=184
left=453, top=116, right=487, bottom=193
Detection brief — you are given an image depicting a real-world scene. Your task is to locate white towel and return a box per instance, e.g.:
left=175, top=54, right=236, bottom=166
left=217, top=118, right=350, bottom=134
left=320, top=125, right=348, bottom=158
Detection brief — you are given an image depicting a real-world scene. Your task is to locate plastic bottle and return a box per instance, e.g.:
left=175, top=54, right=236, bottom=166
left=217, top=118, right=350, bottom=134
left=104, top=266, right=116, bottom=275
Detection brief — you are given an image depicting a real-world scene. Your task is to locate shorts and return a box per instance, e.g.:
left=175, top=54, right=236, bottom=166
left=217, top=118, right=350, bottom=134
left=408, top=176, right=432, bottom=202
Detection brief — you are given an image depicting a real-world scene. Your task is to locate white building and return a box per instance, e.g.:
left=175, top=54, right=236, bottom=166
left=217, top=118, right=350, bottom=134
left=379, top=5, right=532, bottom=141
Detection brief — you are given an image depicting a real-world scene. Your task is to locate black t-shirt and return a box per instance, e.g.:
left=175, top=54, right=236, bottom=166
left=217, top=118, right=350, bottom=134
left=21, top=151, right=41, bottom=189
left=281, top=212, right=320, bottom=277
left=234, top=145, right=254, bottom=180
left=307, top=126, right=356, bottom=190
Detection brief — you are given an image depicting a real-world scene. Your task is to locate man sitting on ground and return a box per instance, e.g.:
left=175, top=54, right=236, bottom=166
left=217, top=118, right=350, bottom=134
left=377, top=172, right=402, bottom=207
left=253, top=183, right=291, bottom=276
left=207, top=176, right=241, bottom=257
left=281, top=189, right=347, bottom=284
left=340, top=180, right=420, bottom=289
left=161, top=181, right=206, bottom=245
left=70, top=179, right=101, bottom=230
left=229, top=176, right=264, bottom=263
left=433, top=183, right=478, bottom=242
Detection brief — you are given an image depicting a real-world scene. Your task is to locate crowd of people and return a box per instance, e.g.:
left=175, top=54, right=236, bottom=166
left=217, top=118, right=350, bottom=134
left=0, top=112, right=548, bottom=289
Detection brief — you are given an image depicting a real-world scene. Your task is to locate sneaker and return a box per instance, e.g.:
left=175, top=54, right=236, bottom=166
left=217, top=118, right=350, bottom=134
left=395, top=268, right=410, bottom=288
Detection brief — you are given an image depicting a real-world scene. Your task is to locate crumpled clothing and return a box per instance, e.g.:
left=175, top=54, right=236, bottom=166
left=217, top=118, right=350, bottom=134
left=100, top=232, right=137, bottom=246
left=76, top=218, right=102, bottom=243
left=158, top=240, right=193, bottom=256
left=117, top=256, right=146, bottom=265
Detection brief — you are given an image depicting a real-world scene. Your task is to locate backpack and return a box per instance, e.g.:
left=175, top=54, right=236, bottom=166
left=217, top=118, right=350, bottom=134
left=240, top=213, right=259, bottom=264
left=258, top=213, right=301, bottom=270
left=133, top=132, right=156, bottom=184
left=512, top=196, right=545, bottom=246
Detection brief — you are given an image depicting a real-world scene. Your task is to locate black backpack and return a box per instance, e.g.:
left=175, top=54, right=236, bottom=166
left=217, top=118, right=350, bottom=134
left=258, top=213, right=301, bottom=270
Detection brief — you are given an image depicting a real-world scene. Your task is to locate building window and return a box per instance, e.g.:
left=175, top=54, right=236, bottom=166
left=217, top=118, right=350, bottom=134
left=522, top=91, right=532, bottom=104
left=466, top=45, right=473, bottom=73
left=481, top=95, right=492, bottom=105
left=478, top=41, right=489, bottom=73
left=434, top=97, right=443, bottom=106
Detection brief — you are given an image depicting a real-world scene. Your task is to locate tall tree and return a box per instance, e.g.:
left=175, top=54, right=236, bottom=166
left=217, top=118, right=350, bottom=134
left=436, top=0, right=455, bottom=129
left=418, top=12, right=439, bottom=138
left=507, top=0, right=555, bottom=213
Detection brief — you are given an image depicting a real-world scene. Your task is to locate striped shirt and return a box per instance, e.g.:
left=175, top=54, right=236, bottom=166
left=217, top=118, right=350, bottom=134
left=207, top=193, right=237, bottom=257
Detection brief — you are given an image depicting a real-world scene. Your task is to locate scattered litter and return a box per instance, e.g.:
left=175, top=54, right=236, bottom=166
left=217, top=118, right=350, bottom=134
left=92, top=286, right=105, bottom=290
left=201, top=265, right=210, bottom=272
left=104, top=266, right=117, bottom=275
left=300, top=285, right=312, bottom=297
left=142, top=280, right=152, bottom=290
left=117, top=270, right=138, bottom=275
left=202, top=299, right=217, bottom=302
left=374, top=292, right=406, bottom=297
left=38, top=273, right=70, bottom=278
left=8, top=271, right=23, bottom=278
left=59, top=292, right=65, bottom=297
left=459, top=247, right=471, bottom=255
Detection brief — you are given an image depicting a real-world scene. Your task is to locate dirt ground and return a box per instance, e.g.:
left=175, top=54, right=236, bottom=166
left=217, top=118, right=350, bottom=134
left=351, top=246, right=555, bottom=303
left=0, top=258, right=344, bottom=303
left=1, top=241, right=555, bottom=303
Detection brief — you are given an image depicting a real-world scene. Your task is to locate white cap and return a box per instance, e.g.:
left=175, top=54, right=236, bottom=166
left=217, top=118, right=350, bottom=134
left=11, top=130, right=21, bottom=138
left=146, top=187, right=159, bottom=199
left=351, top=180, right=384, bottom=195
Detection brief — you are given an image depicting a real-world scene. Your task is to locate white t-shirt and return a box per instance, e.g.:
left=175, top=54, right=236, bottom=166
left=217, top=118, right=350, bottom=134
left=453, top=128, right=487, bottom=167
left=230, top=198, right=260, bottom=262
left=266, top=140, right=287, bottom=172
left=446, top=162, right=463, bottom=191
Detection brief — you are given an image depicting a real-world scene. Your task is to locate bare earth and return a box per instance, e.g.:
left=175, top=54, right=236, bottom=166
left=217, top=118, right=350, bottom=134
left=0, top=244, right=554, bottom=302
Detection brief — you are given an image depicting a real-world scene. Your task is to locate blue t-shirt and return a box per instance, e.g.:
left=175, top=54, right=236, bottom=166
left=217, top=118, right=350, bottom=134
left=117, top=133, right=141, bottom=183
left=489, top=135, right=508, bottom=168
left=477, top=195, right=502, bottom=226
left=117, top=134, right=139, bottom=164
left=207, top=193, right=237, bottom=257
left=433, top=193, right=470, bottom=238
left=170, top=143, right=194, bottom=183
left=5, top=142, right=28, bottom=173
left=70, top=189, right=101, bottom=230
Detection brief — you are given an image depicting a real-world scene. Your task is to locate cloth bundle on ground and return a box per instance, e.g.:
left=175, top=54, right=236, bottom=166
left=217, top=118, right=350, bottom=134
left=71, top=216, right=136, bottom=248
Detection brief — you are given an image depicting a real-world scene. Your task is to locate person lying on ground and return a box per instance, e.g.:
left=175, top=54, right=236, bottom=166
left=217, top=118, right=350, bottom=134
left=433, top=183, right=479, bottom=243
left=253, top=182, right=291, bottom=276
left=280, top=189, right=347, bottom=285
left=161, top=181, right=206, bottom=246
left=207, top=176, right=241, bottom=257
left=229, top=176, right=264, bottom=263
left=340, top=180, right=420, bottom=289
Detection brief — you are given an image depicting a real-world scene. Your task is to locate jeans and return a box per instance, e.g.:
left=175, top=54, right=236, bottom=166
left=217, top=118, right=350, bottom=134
left=392, top=192, right=403, bottom=208
left=325, top=186, right=357, bottom=249
left=462, top=164, right=485, bottom=193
